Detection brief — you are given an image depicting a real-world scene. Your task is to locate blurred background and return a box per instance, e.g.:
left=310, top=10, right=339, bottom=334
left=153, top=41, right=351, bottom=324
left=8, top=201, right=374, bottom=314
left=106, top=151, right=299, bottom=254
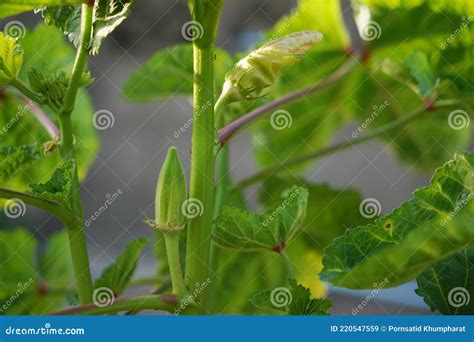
left=4, top=0, right=466, bottom=314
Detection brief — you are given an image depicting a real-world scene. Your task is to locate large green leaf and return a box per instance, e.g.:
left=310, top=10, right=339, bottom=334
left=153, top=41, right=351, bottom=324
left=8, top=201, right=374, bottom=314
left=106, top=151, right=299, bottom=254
left=259, top=177, right=370, bottom=250
left=0, top=0, right=84, bottom=19
left=213, top=186, right=308, bottom=252
left=123, top=44, right=233, bottom=102
left=0, top=24, right=98, bottom=191
left=321, top=151, right=474, bottom=289
left=95, top=238, right=147, bottom=296
left=250, top=278, right=331, bottom=315
left=41, top=0, right=135, bottom=54
left=415, top=247, right=474, bottom=315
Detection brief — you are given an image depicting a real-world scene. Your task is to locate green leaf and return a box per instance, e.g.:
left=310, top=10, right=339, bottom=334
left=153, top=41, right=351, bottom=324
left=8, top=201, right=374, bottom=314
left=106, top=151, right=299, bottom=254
left=250, top=278, right=331, bottom=315
left=123, top=44, right=233, bottom=102
left=0, top=32, right=23, bottom=86
left=95, top=238, right=147, bottom=296
left=0, top=0, right=84, bottom=19
left=0, top=144, right=40, bottom=182
left=41, top=0, right=135, bottom=55
left=213, top=186, right=308, bottom=252
left=321, top=152, right=474, bottom=289
left=415, top=248, right=474, bottom=315
left=259, top=177, right=371, bottom=250
left=404, top=52, right=439, bottom=97
left=29, top=160, right=75, bottom=206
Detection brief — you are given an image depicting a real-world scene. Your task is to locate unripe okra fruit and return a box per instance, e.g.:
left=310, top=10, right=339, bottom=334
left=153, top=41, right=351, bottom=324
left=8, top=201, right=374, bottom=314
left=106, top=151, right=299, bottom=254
left=154, top=147, right=188, bottom=295
left=155, top=147, right=187, bottom=232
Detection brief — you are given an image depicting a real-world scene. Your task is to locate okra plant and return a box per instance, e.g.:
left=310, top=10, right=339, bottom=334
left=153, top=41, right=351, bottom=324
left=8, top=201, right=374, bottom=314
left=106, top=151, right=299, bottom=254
left=0, top=0, right=473, bottom=315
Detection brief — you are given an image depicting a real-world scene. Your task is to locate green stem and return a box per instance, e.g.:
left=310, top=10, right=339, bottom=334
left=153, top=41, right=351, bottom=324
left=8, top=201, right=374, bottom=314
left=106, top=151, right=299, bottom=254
left=56, top=2, right=95, bottom=305
left=164, top=233, right=187, bottom=295
left=237, top=99, right=469, bottom=188
left=184, top=45, right=216, bottom=294
left=50, top=295, right=180, bottom=315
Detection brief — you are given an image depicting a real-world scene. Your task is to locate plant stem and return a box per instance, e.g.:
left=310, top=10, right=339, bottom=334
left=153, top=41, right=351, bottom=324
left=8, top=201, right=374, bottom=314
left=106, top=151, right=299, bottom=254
left=50, top=295, right=180, bottom=315
left=184, top=0, right=224, bottom=295
left=218, top=60, right=357, bottom=146
left=164, top=233, right=187, bottom=295
left=238, top=99, right=467, bottom=188
left=185, top=44, right=216, bottom=295
left=56, top=2, right=95, bottom=305
left=280, top=251, right=294, bottom=279
left=0, top=188, right=74, bottom=224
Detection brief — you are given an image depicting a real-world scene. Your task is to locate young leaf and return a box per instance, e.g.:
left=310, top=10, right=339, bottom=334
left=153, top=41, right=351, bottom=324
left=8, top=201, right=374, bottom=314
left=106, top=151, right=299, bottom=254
left=213, top=186, right=308, bottom=252
left=123, top=44, right=233, bottom=102
left=404, top=52, right=439, bottom=97
left=0, top=0, right=84, bottom=19
left=95, top=238, right=147, bottom=296
left=29, top=160, right=75, bottom=206
left=321, top=152, right=474, bottom=289
left=415, top=248, right=474, bottom=315
left=0, top=144, right=40, bottom=181
left=40, top=0, right=135, bottom=55
left=0, top=32, right=23, bottom=86
left=250, top=278, right=331, bottom=315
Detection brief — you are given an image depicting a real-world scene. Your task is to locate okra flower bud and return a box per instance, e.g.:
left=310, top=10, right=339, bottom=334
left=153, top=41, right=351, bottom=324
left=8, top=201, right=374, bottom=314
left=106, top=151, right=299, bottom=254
left=155, top=147, right=187, bottom=232
left=218, top=31, right=323, bottom=104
